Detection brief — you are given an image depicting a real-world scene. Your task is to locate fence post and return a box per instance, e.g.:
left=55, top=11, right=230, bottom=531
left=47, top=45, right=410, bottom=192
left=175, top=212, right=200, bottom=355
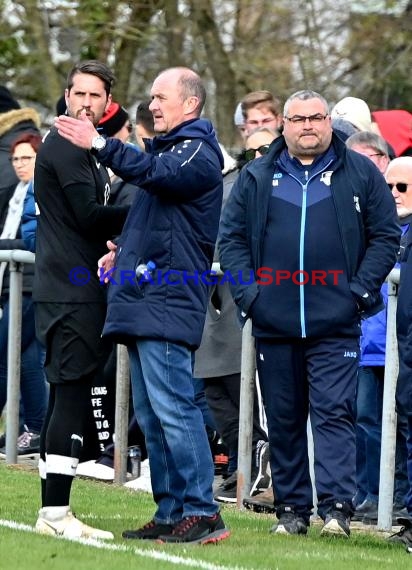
left=4, top=259, right=24, bottom=464
left=113, top=344, right=130, bottom=484
left=377, top=268, right=400, bottom=531
left=0, top=251, right=35, bottom=464
left=237, top=318, right=255, bottom=507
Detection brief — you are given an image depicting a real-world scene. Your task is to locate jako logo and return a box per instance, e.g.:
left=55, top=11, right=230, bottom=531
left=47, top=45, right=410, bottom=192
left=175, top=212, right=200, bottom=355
left=343, top=351, right=358, bottom=358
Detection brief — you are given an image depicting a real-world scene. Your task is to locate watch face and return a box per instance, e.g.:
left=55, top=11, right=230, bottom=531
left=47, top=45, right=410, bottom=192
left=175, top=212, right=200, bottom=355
left=93, top=136, right=106, bottom=150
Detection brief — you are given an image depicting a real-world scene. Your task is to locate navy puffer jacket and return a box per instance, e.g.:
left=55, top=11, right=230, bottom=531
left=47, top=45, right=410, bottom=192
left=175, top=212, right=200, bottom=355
left=97, top=118, right=224, bottom=349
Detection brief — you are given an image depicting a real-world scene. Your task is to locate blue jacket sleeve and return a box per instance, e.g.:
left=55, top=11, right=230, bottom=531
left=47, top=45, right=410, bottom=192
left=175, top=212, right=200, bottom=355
left=21, top=181, right=37, bottom=252
left=96, top=138, right=222, bottom=201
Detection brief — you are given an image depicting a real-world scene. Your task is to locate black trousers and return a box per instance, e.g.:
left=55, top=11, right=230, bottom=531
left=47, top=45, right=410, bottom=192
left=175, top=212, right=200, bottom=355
left=204, top=372, right=267, bottom=463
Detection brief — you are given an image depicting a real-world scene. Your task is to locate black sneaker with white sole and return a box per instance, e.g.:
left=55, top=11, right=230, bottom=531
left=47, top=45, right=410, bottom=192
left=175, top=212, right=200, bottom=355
left=214, top=471, right=238, bottom=503
left=321, top=502, right=351, bottom=538
left=0, top=429, right=40, bottom=457
left=271, top=506, right=308, bottom=535
left=17, top=430, right=40, bottom=456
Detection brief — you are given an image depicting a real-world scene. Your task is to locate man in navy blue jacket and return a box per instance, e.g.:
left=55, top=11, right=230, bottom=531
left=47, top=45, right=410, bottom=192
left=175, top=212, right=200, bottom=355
left=55, top=67, right=230, bottom=545
left=218, top=90, right=400, bottom=538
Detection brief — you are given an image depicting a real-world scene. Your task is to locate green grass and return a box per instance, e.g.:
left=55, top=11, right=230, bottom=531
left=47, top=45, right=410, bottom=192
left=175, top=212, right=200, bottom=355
left=0, top=461, right=409, bottom=570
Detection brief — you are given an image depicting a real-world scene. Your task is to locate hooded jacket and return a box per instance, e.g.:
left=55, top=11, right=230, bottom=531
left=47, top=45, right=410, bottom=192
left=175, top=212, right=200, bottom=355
left=97, top=118, right=224, bottom=349
left=0, top=108, right=41, bottom=192
left=218, top=133, right=400, bottom=339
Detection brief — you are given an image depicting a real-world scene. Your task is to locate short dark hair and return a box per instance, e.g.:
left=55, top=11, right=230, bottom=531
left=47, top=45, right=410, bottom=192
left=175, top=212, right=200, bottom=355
left=67, top=60, right=115, bottom=96
left=135, top=100, right=155, bottom=136
left=10, top=132, right=43, bottom=155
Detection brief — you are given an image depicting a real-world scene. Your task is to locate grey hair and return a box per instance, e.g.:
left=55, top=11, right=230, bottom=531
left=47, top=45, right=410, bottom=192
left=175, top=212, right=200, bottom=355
left=346, top=131, right=389, bottom=157
left=283, top=90, right=329, bottom=117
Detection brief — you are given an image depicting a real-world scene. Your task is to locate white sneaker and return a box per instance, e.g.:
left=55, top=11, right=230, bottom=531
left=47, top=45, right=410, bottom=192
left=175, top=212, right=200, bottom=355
left=76, top=460, right=115, bottom=481
left=35, top=507, right=114, bottom=540
left=124, top=459, right=152, bottom=492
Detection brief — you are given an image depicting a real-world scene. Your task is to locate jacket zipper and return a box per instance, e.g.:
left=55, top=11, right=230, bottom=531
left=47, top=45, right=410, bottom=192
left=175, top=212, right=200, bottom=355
left=288, top=159, right=334, bottom=338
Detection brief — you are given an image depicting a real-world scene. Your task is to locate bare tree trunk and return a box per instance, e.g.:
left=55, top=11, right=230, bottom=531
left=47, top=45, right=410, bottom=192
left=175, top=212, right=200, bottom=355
left=188, top=0, right=237, bottom=148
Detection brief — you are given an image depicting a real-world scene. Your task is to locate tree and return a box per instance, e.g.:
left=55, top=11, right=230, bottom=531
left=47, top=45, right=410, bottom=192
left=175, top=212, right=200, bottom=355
left=0, top=0, right=410, bottom=147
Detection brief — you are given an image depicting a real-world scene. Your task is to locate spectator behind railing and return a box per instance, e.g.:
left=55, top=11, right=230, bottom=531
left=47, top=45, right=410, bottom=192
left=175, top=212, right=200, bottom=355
left=0, top=131, right=47, bottom=456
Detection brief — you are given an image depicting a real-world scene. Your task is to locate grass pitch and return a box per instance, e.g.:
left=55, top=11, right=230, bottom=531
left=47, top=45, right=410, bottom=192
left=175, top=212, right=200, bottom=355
left=0, top=461, right=409, bottom=570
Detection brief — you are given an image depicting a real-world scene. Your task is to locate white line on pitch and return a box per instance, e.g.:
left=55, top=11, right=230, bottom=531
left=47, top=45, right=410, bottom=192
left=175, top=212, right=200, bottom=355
left=0, top=519, right=247, bottom=570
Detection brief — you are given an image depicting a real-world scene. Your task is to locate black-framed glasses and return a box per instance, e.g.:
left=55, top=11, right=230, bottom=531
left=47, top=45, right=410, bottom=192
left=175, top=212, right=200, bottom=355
left=244, top=145, right=271, bottom=162
left=284, top=114, right=328, bottom=124
left=10, top=156, right=35, bottom=165
left=387, top=182, right=411, bottom=193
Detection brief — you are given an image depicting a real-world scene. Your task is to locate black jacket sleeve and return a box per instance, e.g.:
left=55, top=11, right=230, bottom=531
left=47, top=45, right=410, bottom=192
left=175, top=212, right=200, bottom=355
left=63, top=182, right=128, bottom=239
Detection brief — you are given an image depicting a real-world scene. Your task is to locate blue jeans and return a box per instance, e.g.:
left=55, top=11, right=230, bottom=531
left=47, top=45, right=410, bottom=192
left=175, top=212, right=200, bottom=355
left=356, top=366, right=384, bottom=503
left=356, top=366, right=409, bottom=507
left=128, top=339, right=218, bottom=524
left=0, top=295, right=47, bottom=433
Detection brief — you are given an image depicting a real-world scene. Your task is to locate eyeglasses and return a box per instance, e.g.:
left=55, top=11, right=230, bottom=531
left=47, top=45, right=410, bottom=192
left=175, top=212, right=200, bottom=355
left=284, top=114, right=328, bottom=124
left=10, top=156, right=36, bottom=165
left=244, top=145, right=271, bottom=162
left=245, top=117, right=277, bottom=127
left=387, top=182, right=411, bottom=193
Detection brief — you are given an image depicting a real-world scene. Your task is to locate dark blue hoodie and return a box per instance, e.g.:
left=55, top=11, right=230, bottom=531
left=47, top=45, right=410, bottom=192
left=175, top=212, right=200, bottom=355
left=95, top=118, right=224, bottom=349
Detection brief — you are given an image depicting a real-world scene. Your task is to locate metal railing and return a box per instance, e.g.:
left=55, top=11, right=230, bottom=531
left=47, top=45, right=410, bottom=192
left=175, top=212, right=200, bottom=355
left=0, top=254, right=403, bottom=530
left=0, top=250, right=35, bottom=463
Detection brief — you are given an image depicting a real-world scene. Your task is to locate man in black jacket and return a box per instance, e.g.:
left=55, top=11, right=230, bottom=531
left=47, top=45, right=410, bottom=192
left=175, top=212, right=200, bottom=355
left=33, top=60, right=128, bottom=540
left=218, top=89, right=400, bottom=538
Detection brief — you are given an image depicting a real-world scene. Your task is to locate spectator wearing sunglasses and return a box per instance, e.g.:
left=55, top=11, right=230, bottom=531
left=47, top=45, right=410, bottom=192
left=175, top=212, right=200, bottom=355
left=243, top=126, right=280, bottom=163
left=235, top=91, right=282, bottom=168
left=389, top=156, right=412, bottom=552
left=346, top=134, right=409, bottom=525
left=219, top=89, right=400, bottom=538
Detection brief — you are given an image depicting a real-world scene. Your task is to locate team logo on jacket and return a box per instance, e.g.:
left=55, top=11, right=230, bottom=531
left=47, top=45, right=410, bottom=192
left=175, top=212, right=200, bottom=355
left=320, top=171, right=333, bottom=186
left=272, top=172, right=283, bottom=187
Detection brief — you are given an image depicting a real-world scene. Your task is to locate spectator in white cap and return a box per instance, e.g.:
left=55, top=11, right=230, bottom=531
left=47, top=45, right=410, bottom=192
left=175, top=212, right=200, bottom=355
left=331, top=96, right=372, bottom=133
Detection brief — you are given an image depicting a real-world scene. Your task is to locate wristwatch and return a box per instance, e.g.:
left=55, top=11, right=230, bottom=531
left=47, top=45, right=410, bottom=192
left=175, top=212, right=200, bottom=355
left=91, top=135, right=107, bottom=151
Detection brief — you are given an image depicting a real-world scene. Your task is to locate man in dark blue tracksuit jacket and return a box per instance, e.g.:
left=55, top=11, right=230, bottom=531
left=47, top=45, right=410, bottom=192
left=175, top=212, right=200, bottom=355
left=218, top=89, right=400, bottom=537
left=55, top=67, right=230, bottom=545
